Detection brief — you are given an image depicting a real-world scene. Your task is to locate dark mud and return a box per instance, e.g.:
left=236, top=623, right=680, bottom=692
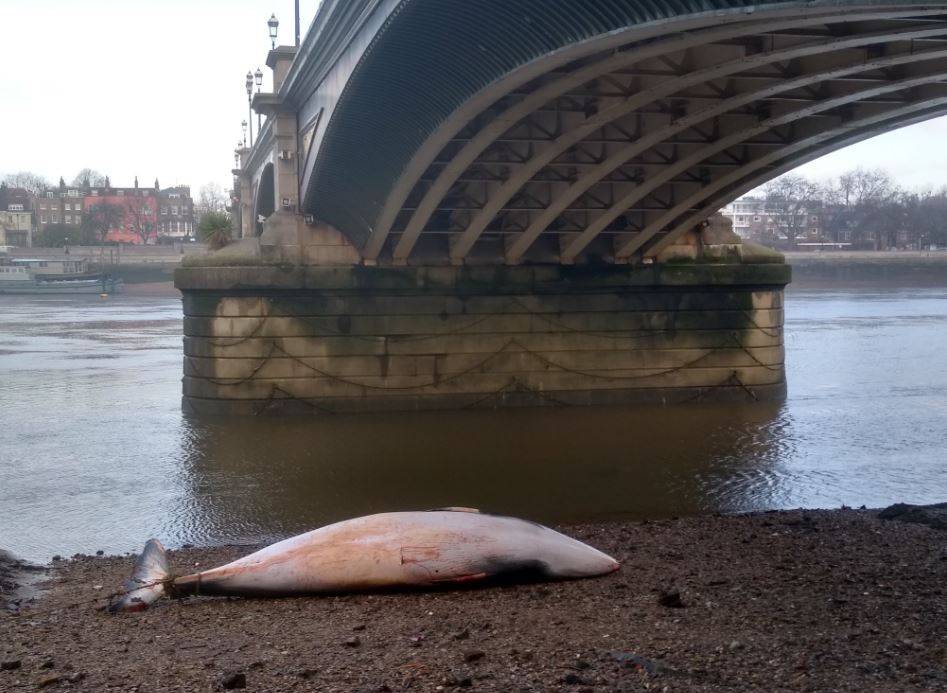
left=2, top=509, right=946, bottom=691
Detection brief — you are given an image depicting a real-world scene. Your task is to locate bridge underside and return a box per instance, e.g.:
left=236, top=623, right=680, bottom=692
left=300, top=2, right=947, bottom=266
left=180, top=2, right=947, bottom=415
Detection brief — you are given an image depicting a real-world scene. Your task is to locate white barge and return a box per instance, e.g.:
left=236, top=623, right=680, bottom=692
left=0, top=256, right=123, bottom=294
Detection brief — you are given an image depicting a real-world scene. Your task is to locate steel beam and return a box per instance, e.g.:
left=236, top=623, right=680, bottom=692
left=371, top=8, right=947, bottom=263
left=636, top=102, right=947, bottom=260
left=622, top=90, right=947, bottom=260
left=529, top=49, right=947, bottom=263
left=448, top=22, right=947, bottom=263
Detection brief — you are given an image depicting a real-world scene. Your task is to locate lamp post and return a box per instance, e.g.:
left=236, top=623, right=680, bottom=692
left=254, top=68, right=263, bottom=132
left=294, top=2, right=300, bottom=47
left=245, top=71, right=254, bottom=147
left=268, top=13, right=279, bottom=50
left=241, top=120, right=248, bottom=148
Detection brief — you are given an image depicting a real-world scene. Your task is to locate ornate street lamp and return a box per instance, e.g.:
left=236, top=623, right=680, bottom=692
left=254, top=68, right=264, bottom=131
left=245, top=71, right=254, bottom=147
left=296, top=2, right=301, bottom=46
left=241, top=120, right=248, bottom=148
left=268, top=14, right=279, bottom=50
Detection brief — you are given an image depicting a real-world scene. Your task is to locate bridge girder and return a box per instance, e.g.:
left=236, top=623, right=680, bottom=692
left=287, top=1, right=947, bottom=265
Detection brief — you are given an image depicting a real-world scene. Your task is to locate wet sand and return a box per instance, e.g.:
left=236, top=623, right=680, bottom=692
left=0, top=551, right=44, bottom=621
left=2, top=509, right=946, bottom=691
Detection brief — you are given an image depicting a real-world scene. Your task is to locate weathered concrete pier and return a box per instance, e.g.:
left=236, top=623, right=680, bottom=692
left=177, top=0, right=947, bottom=414
left=177, top=234, right=788, bottom=414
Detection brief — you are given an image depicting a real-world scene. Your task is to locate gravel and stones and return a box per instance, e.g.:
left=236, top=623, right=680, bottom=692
left=1, top=509, right=945, bottom=691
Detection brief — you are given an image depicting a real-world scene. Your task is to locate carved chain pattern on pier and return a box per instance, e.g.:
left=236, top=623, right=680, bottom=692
left=680, top=371, right=760, bottom=404
left=189, top=331, right=776, bottom=390
left=460, top=377, right=578, bottom=410
left=189, top=296, right=781, bottom=408
left=206, top=303, right=270, bottom=347
left=256, top=367, right=761, bottom=414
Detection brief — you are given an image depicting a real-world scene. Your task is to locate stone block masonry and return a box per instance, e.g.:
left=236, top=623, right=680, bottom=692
left=175, top=263, right=790, bottom=415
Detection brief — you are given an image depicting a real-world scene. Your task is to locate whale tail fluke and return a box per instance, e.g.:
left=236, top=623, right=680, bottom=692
left=108, top=539, right=172, bottom=613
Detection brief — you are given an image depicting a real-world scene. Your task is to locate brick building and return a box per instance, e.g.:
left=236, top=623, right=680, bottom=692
left=32, top=184, right=86, bottom=231
left=0, top=210, right=32, bottom=247
left=0, top=185, right=33, bottom=214
left=83, top=179, right=159, bottom=244
left=23, top=177, right=195, bottom=245
left=157, top=185, right=195, bottom=241
left=0, top=185, right=34, bottom=247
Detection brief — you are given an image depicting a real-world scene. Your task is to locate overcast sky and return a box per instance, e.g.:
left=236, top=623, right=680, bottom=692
left=1, top=0, right=321, bottom=191
left=1, top=1, right=945, bottom=193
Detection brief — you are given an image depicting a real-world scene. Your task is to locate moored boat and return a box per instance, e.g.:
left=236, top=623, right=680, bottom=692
left=0, top=256, right=123, bottom=294
left=0, top=275, right=124, bottom=294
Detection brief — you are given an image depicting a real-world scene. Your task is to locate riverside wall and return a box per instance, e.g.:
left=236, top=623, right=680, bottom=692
left=784, top=251, right=947, bottom=287
left=9, top=244, right=207, bottom=264
left=8, top=245, right=209, bottom=287
left=174, top=263, right=790, bottom=415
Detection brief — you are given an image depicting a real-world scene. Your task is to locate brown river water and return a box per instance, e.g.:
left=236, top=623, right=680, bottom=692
left=1, top=285, right=946, bottom=563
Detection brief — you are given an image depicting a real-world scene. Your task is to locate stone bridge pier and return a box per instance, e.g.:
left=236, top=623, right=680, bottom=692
left=176, top=220, right=789, bottom=415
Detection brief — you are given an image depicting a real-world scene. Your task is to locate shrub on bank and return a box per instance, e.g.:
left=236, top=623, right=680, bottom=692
left=198, top=212, right=233, bottom=250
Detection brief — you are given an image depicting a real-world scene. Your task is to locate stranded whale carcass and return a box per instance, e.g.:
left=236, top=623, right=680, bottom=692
left=109, top=509, right=619, bottom=612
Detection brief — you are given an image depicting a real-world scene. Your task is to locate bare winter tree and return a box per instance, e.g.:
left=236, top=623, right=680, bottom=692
left=763, top=174, right=821, bottom=248
left=2, top=171, right=51, bottom=195
left=196, top=182, right=228, bottom=218
left=71, top=169, right=107, bottom=188
left=34, top=222, right=97, bottom=247
left=841, top=168, right=897, bottom=206
left=900, top=189, right=947, bottom=249
left=823, top=168, right=899, bottom=247
left=81, top=202, right=125, bottom=244
left=125, top=199, right=156, bottom=245
left=740, top=168, right=945, bottom=250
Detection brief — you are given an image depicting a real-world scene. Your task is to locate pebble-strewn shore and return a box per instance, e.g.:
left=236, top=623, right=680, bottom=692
left=2, top=508, right=946, bottom=691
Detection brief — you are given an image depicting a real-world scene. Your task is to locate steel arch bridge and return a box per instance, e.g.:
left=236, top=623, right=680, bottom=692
left=240, top=1, right=947, bottom=266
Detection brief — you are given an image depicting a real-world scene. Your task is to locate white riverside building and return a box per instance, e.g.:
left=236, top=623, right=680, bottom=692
left=721, top=197, right=828, bottom=247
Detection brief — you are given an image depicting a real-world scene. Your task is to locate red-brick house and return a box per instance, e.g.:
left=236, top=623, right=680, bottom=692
left=83, top=178, right=159, bottom=244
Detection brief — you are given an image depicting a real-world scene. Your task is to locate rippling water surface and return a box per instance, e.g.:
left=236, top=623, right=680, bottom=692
left=1, top=286, right=945, bottom=562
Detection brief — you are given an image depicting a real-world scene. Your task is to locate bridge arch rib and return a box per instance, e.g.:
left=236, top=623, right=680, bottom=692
left=299, top=1, right=947, bottom=265
left=639, top=99, right=947, bottom=258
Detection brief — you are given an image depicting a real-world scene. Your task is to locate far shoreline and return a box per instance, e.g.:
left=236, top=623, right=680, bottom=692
left=100, top=249, right=947, bottom=299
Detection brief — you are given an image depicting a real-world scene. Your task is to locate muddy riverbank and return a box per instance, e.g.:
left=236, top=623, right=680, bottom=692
left=2, top=508, right=945, bottom=691
left=0, top=551, right=44, bottom=617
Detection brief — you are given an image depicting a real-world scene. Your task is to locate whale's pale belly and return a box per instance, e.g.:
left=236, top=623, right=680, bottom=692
left=175, top=511, right=619, bottom=596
